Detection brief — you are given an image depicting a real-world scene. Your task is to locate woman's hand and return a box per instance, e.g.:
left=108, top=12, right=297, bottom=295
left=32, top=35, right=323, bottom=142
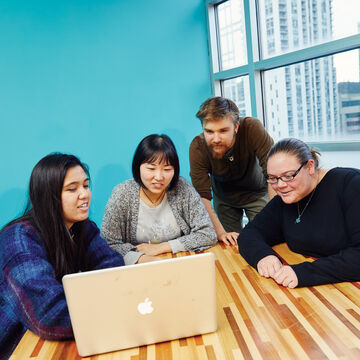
left=257, top=255, right=282, bottom=278
left=136, top=242, right=171, bottom=256
left=136, top=254, right=160, bottom=263
left=273, top=265, right=298, bottom=288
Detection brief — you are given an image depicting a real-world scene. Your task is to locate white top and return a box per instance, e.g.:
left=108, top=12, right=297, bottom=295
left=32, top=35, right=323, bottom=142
left=136, top=194, right=184, bottom=254
left=101, top=177, right=217, bottom=266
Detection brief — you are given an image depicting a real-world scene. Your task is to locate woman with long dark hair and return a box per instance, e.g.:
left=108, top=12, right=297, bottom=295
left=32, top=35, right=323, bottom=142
left=101, top=134, right=217, bottom=265
left=0, top=153, right=124, bottom=358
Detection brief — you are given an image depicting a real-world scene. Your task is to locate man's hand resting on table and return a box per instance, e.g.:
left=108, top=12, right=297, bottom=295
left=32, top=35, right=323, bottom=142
left=218, top=231, right=239, bottom=246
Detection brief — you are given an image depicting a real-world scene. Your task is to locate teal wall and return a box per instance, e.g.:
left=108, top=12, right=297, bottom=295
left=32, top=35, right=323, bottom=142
left=0, top=0, right=212, bottom=227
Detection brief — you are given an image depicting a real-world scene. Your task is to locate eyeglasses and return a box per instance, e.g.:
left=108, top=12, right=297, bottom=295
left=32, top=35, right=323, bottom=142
left=266, top=161, right=307, bottom=184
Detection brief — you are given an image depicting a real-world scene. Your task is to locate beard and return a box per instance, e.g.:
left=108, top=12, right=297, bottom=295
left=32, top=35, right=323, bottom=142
left=204, top=129, right=237, bottom=159
left=208, top=144, right=229, bottom=159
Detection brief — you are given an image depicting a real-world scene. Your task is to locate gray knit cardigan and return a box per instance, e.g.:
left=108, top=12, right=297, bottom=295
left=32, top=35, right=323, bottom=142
left=101, top=177, right=217, bottom=263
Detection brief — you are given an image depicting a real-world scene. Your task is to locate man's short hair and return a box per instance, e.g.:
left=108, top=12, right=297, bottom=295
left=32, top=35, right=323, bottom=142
left=196, top=96, right=240, bottom=126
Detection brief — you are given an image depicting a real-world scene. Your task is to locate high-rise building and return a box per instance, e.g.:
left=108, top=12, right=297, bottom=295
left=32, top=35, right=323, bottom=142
left=260, top=0, right=339, bottom=140
left=219, top=0, right=340, bottom=141
left=358, top=22, right=360, bottom=81
left=217, top=0, right=251, bottom=117
left=338, top=82, right=360, bottom=136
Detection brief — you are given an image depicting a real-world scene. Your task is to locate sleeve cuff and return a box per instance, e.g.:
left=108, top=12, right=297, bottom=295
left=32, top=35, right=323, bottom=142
left=168, top=239, right=186, bottom=253
left=124, top=251, right=144, bottom=265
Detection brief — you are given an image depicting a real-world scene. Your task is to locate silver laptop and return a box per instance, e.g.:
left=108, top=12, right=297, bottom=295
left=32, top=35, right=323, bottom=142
left=62, top=253, right=217, bottom=357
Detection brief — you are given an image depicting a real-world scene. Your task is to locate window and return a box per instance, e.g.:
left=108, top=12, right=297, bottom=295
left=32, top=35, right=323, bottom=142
left=205, top=0, right=360, bottom=147
left=222, top=76, right=251, bottom=115
left=217, top=0, right=247, bottom=70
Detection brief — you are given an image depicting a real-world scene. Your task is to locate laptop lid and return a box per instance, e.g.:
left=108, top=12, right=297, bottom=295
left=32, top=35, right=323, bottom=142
left=62, top=252, right=217, bottom=357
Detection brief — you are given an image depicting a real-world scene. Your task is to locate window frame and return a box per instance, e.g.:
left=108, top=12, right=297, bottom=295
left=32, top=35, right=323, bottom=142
left=205, top=0, right=360, bottom=151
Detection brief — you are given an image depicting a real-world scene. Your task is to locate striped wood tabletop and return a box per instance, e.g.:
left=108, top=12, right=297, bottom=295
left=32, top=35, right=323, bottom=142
left=9, top=243, right=360, bottom=360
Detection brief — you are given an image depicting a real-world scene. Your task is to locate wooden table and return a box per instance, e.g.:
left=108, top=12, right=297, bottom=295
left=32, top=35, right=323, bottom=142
left=10, top=243, right=360, bottom=359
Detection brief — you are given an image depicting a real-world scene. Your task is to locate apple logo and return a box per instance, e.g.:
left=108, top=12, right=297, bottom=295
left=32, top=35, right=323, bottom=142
left=137, top=298, right=154, bottom=315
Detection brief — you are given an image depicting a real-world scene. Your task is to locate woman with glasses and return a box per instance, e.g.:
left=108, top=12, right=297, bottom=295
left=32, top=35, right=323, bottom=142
left=237, top=138, right=360, bottom=288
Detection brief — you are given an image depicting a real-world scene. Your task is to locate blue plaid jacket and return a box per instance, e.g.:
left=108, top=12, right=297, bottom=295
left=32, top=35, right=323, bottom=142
left=0, top=220, right=124, bottom=359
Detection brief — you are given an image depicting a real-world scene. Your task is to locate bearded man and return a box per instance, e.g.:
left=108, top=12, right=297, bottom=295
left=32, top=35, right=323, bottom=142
left=189, top=96, right=275, bottom=245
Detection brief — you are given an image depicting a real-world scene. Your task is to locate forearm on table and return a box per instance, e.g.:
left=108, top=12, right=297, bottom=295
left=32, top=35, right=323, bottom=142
left=87, top=233, right=124, bottom=269
left=172, top=230, right=217, bottom=252
left=6, top=265, right=73, bottom=339
left=136, top=242, right=172, bottom=257
left=104, top=237, right=137, bottom=258
left=158, top=241, right=172, bottom=253
left=124, top=250, right=143, bottom=265
left=168, top=239, right=186, bottom=253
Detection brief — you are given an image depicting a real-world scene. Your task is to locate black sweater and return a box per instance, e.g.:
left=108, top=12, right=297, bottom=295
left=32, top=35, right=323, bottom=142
left=237, top=167, right=360, bottom=287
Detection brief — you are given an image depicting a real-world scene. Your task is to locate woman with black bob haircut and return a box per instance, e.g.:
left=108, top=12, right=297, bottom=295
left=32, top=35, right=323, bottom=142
left=238, top=137, right=360, bottom=288
left=132, top=133, right=180, bottom=190
left=101, top=134, right=217, bottom=265
left=0, top=153, right=124, bottom=358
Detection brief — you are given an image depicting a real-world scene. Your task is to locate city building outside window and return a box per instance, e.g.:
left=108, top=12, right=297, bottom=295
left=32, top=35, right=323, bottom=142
left=205, top=0, right=360, bottom=146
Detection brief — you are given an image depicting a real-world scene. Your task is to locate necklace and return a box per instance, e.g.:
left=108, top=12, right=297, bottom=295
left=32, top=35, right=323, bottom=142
left=66, top=227, right=75, bottom=240
left=141, top=187, right=165, bottom=206
left=295, top=187, right=316, bottom=224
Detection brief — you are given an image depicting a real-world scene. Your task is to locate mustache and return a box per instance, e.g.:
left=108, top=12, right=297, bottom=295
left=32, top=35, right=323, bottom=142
left=209, top=142, right=225, bottom=147
left=208, top=143, right=227, bottom=150
left=208, top=144, right=228, bottom=159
